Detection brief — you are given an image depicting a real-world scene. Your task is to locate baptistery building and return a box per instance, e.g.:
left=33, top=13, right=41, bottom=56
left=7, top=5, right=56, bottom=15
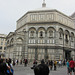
left=6, top=1, right=75, bottom=62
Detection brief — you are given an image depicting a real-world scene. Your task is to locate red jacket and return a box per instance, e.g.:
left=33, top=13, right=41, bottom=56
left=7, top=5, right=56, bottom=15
left=69, top=60, right=75, bottom=68
left=74, top=61, right=75, bottom=67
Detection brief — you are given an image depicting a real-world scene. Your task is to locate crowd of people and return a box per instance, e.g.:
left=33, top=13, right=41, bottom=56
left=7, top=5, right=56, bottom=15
left=33, top=59, right=75, bottom=75
left=0, top=56, right=75, bottom=75
left=11, top=58, right=28, bottom=67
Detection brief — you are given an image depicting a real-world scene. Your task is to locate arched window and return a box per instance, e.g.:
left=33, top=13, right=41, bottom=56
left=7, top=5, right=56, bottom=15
left=58, top=28, right=63, bottom=39
left=71, top=32, right=74, bottom=42
left=29, top=27, right=36, bottom=38
left=49, top=30, right=53, bottom=37
left=71, top=36, right=73, bottom=42
left=47, top=27, right=56, bottom=38
left=40, top=31, right=43, bottom=37
left=65, top=34, right=68, bottom=43
left=38, top=27, right=45, bottom=38
left=30, top=31, right=34, bottom=37
left=59, top=32, right=63, bottom=39
left=59, top=32, right=62, bottom=37
left=65, top=30, right=69, bottom=43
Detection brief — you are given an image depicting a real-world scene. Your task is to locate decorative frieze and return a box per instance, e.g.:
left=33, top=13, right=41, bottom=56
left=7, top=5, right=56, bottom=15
left=30, top=13, right=54, bottom=22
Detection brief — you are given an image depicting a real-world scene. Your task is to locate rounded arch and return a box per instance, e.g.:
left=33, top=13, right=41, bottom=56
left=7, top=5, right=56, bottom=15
left=16, top=37, right=23, bottom=43
left=71, top=32, right=74, bottom=37
left=47, top=27, right=56, bottom=32
left=70, top=32, right=74, bottom=41
left=47, top=27, right=56, bottom=38
left=58, top=28, right=63, bottom=33
left=58, top=28, right=64, bottom=38
left=16, top=37, right=23, bottom=41
left=38, top=27, right=46, bottom=32
left=38, top=27, right=46, bottom=38
left=65, top=30, right=70, bottom=35
left=64, top=30, right=70, bottom=43
left=28, top=27, right=36, bottom=31
left=29, top=27, right=36, bottom=38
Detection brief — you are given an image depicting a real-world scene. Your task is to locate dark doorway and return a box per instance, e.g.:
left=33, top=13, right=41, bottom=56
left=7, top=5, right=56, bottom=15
left=65, top=51, right=71, bottom=61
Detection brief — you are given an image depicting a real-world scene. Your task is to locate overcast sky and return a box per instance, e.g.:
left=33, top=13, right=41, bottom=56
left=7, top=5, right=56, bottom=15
left=0, top=0, right=75, bottom=35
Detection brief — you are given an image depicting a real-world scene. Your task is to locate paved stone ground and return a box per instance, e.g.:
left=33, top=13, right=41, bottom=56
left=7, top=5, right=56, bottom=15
left=13, top=64, right=74, bottom=75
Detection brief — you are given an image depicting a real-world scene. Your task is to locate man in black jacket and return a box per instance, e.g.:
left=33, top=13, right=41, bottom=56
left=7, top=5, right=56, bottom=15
left=0, top=58, right=8, bottom=75
left=34, top=60, right=49, bottom=75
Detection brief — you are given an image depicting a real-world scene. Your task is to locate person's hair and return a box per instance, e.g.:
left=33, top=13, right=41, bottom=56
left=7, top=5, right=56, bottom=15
left=9, top=58, right=12, bottom=63
left=34, top=64, right=49, bottom=75
left=0, top=59, right=3, bottom=63
left=71, top=58, right=73, bottom=60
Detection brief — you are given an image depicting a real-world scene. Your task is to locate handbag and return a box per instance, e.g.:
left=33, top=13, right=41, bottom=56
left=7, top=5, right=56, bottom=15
left=7, top=68, right=14, bottom=75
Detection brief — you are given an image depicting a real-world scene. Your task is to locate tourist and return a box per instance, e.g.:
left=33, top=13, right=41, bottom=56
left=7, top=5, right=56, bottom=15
left=63, top=59, right=66, bottom=66
left=20, top=59, right=22, bottom=65
left=16, top=59, right=19, bottom=65
left=13, top=60, right=15, bottom=66
left=41, top=59, right=45, bottom=64
left=58, top=60, right=61, bottom=67
left=31, top=59, right=37, bottom=69
left=66, top=60, right=70, bottom=75
left=49, top=60, right=53, bottom=70
left=54, top=60, right=57, bottom=70
left=23, top=59, right=28, bottom=67
left=69, top=58, right=75, bottom=75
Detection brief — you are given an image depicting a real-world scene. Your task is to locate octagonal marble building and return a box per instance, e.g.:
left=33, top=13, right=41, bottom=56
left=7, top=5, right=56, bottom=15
left=6, top=1, right=75, bottom=62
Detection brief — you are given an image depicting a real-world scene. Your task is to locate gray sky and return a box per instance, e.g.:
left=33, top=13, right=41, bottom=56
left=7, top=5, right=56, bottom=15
left=0, top=0, right=75, bottom=34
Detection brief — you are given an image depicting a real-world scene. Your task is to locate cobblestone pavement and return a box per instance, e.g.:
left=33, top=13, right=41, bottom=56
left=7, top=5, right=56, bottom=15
left=13, top=64, right=74, bottom=75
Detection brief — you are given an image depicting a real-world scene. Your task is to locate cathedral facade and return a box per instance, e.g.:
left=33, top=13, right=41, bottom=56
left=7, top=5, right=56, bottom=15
left=6, top=2, right=75, bottom=62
